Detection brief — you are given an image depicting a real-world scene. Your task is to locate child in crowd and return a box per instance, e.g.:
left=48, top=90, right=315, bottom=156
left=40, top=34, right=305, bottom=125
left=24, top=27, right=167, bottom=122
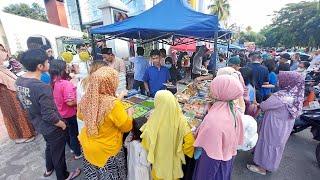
left=239, top=67, right=261, bottom=118
left=49, top=60, right=82, bottom=160
left=16, top=49, right=81, bottom=180
left=125, top=117, right=151, bottom=180
left=140, top=90, right=194, bottom=179
left=239, top=67, right=255, bottom=104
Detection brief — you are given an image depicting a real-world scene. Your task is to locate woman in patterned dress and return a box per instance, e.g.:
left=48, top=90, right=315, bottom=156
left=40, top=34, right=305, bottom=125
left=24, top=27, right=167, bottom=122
left=0, top=44, right=35, bottom=143
left=78, top=66, right=133, bottom=179
left=247, top=71, right=305, bottom=175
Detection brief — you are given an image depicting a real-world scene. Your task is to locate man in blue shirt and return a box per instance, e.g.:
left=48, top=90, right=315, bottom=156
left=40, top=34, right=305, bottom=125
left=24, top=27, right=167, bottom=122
left=143, top=49, right=170, bottom=97
left=130, top=47, right=149, bottom=95
left=247, top=52, right=269, bottom=103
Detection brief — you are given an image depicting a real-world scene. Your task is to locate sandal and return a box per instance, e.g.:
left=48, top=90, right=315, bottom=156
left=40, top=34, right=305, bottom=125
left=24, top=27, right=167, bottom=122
left=247, top=164, right=267, bottom=175
left=43, top=170, right=54, bottom=177
left=14, top=137, right=35, bottom=144
left=66, top=168, right=81, bottom=180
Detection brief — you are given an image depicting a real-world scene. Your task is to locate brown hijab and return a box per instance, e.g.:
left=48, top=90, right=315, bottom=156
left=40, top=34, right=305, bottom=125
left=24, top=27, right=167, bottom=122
left=79, top=66, right=119, bottom=136
left=0, top=66, right=17, bottom=91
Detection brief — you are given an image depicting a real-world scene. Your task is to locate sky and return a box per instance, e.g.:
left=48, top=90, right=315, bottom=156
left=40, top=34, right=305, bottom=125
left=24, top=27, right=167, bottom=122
left=0, top=0, right=315, bottom=32
left=227, top=0, right=314, bottom=31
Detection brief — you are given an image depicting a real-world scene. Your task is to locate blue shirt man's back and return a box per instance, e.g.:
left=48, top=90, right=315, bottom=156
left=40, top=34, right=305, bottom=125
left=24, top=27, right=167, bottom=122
left=247, top=63, right=269, bottom=90
left=143, top=66, right=170, bottom=97
left=130, top=56, right=149, bottom=81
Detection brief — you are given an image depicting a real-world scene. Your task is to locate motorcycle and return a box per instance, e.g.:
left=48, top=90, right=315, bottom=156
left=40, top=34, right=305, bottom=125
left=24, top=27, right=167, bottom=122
left=292, top=75, right=320, bottom=166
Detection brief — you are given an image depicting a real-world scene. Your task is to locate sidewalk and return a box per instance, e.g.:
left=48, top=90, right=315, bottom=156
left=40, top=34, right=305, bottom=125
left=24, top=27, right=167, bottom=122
left=0, top=136, right=82, bottom=180
left=0, top=110, right=8, bottom=141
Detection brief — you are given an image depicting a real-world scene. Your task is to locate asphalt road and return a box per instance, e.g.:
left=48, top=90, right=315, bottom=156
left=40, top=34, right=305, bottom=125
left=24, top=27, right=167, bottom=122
left=0, top=129, right=319, bottom=180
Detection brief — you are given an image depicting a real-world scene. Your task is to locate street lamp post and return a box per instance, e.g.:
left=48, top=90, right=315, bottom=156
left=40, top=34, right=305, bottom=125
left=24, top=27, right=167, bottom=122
left=75, top=0, right=83, bottom=30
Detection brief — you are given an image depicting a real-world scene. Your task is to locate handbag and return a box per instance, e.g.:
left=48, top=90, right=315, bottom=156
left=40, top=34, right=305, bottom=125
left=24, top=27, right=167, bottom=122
left=245, top=87, right=260, bottom=118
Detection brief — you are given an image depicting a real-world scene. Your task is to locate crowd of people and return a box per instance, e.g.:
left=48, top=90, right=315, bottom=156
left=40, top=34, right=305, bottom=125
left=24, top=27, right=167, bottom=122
left=0, top=41, right=319, bottom=180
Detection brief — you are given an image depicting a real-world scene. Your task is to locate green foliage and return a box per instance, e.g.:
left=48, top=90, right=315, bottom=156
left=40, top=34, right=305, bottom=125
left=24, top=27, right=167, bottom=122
left=208, top=0, right=230, bottom=21
left=3, top=3, right=48, bottom=22
left=260, top=1, right=320, bottom=48
left=236, top=26, right=266, bottom=46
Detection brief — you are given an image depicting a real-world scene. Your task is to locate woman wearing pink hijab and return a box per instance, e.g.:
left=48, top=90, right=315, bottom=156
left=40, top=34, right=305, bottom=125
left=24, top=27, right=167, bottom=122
left=193, top=75, right=244, bottom=180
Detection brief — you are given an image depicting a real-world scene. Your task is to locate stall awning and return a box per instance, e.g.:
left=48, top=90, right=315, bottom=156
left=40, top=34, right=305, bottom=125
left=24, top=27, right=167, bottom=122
left=91, top=0, right=231, bottom=42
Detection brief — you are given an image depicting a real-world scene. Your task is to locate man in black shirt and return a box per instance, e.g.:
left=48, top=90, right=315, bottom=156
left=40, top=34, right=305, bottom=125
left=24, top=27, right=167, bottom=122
left=15, top=49, right=81, bottom=180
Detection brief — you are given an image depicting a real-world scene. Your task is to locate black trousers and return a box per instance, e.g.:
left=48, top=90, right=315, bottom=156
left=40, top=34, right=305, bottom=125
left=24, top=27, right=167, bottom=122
left=43, top=128, right=69, bottom=180
left=191, top=73, right=201, bottom=80
left=133, top=80, right=146, bottom=95
left=65, top=115, right=81, bottom=156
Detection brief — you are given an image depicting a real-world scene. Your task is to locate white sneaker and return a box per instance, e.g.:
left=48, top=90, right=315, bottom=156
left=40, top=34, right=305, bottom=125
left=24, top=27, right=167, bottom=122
left=74, top=154, right=83, bottom=160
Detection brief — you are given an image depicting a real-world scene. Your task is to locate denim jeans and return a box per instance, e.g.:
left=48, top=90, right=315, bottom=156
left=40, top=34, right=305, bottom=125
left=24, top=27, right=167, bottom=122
left=65, top=115, right=81, bottom=156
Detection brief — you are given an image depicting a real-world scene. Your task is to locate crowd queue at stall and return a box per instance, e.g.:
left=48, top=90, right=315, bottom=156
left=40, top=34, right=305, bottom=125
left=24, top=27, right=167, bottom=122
left=1, top=40, right=320, bottom=180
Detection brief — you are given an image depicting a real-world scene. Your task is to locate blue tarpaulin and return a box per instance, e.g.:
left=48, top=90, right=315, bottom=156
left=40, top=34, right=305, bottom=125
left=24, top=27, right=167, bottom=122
left=91, top=0, right=231, bottom=41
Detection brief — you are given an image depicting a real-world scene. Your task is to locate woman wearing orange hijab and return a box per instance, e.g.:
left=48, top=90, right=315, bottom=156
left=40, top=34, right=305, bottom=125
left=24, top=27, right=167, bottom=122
left=78, top=66, right=133, bottom=179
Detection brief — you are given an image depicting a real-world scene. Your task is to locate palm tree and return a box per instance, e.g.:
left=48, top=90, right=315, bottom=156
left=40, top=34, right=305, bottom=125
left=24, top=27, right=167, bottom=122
left=208, top=0, right=230, bottom=21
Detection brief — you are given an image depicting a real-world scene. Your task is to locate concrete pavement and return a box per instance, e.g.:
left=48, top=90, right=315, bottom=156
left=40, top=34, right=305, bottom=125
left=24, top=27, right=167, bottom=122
left=0, top=128, right=319, bottom=180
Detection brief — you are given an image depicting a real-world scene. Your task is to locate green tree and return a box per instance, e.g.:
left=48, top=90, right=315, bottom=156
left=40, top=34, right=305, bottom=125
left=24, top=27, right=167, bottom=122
left=3, top=3, right=48, bottom=22
left=260, top=1, right=320, bottom=48
left=208, top=0, right=230, bottom=21
left=238, top=30, right=266, bottom=46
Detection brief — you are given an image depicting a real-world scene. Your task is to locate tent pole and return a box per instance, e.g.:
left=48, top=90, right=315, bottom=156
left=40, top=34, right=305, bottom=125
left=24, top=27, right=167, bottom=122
left=212, top=31, right=219, bottom=73
left=90, top=32, right=96, bottom=61
left=227, top=38, right=230, bottom=59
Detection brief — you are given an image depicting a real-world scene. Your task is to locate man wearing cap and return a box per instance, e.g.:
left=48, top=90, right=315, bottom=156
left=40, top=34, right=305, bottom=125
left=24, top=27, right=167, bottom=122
left=276, top=53, right=291, bottom=73
left=228, top=56, right=241, bottom=71
left=247, top=52, right=269, bottom=103
left=101, top=48, right=127, bottom=93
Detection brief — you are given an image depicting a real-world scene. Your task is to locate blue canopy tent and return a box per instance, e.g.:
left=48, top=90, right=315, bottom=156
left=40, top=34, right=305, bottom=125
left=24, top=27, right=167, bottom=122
left=90, top=0, right=231, bottom=70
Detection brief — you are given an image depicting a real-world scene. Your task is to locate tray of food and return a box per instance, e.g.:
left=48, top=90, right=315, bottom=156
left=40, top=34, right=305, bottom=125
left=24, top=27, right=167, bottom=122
left=178, top=79, right=193, bottom=85
left=188, top=118, right=202, bottom=131
left=126, top=96, right=145, bottom=104
left=132, top=104, right=151, bottom=119
left=140, top=99, right=155, bottom=109
left=175, top=92, right=191, bottom=104
left=182, top=83, right=198, bottom=96
left=183, top=101, right=206, bottom=119
left=134, top=94, right=149, bottom=100
left=121, top=101, right=134, bottom=109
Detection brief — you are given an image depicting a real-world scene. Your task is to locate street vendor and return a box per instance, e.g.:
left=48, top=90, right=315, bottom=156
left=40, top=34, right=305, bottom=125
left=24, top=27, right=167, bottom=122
left=143, top=49, right=170, bottom=97
left=102, top=48, right=127, bottom=94
left=192, top=45, right=210, bottom=79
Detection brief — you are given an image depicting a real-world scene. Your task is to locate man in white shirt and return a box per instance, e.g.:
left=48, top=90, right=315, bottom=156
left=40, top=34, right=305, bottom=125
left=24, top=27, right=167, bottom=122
left=101, top=48, right=127, bottom=94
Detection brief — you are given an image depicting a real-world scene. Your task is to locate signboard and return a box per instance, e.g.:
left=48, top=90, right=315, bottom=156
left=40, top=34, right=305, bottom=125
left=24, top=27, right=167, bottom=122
left=113, top=9, right=128, bottom=23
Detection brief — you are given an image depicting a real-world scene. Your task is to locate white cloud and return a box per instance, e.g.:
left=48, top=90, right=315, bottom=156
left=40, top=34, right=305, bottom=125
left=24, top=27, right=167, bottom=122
left=227, top=0, right=313, bottom=32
